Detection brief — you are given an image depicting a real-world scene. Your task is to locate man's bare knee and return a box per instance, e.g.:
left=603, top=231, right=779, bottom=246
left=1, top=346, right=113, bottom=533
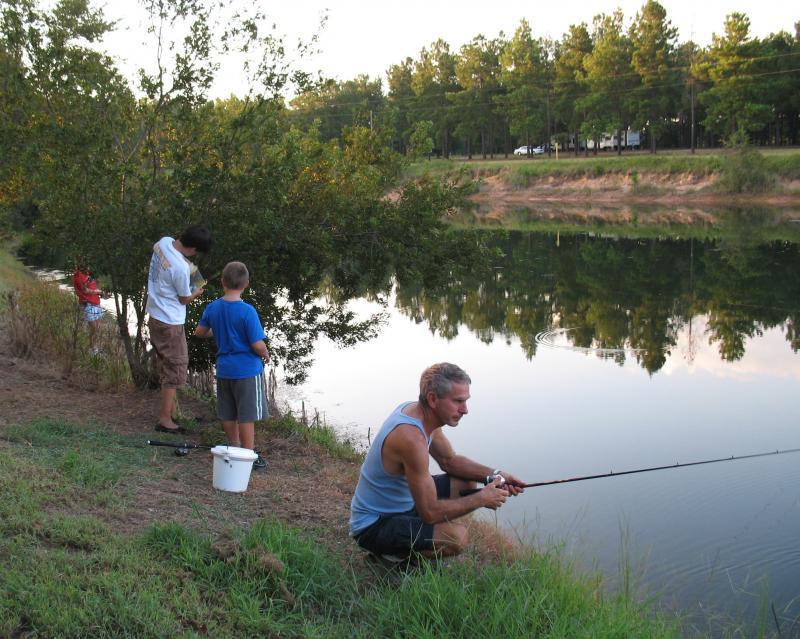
left=431, top=523, right=469, bottom=557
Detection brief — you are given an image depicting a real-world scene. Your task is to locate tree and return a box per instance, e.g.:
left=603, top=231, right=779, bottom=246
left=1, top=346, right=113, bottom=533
left=5, top=0, right=470, bottom=388
left=580, top=10, right=637, bottom=156
left=449, top=35, right=505, bottom=158
left=407, top=120, right=434, bottom=160
left=553, top=23, right=593, bottom=155
left=411, top=40, right=460, bottom=158
left=386, top=57, right=415, bottom=154
left=756, top=30, right=800, bottom=145
left=289, top=75, right=385, bottom=142
left=629, top=0, right=680, bottom=153
left=497, top=19, right=551, bottom=153
left=696, top=13, right=773, bottom=140
left=673, top=40, right=707, bottom=150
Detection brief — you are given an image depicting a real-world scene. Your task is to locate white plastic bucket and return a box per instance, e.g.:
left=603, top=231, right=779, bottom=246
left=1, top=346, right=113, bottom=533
left=210, top=445, right=258, bottom=492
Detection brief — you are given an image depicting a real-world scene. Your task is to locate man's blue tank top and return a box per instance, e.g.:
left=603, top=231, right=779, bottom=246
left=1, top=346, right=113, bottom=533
left=349, top=402, right=431, bottom=536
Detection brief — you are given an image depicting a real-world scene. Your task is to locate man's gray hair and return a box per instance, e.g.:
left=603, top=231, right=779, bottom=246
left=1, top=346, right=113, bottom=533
left=419, top=363, right=471, bottom=407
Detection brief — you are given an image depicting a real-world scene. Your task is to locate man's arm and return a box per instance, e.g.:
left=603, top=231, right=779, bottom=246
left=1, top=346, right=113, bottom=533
left=178, top=288, right=204, bottom=305
left=430, top=430, right=526, bottom=496
left=388, top=426, right=508, bottom=525
left=429, top=430, right=495, bottom=481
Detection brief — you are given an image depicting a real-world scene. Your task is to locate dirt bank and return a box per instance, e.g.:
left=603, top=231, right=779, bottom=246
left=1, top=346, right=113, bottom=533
left=0, top=323, right=516, bottom=565
left=467, top=173, right=800, bottom=225
left=0, top=323, right=359, bottom=555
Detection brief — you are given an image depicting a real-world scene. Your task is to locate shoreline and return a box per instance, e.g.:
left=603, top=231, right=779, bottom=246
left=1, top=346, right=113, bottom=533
left=470, top=173, right=800, bottom=208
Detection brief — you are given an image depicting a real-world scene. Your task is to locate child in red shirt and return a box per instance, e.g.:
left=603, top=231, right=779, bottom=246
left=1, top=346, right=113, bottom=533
left=72, top=261, right=104, bottom=354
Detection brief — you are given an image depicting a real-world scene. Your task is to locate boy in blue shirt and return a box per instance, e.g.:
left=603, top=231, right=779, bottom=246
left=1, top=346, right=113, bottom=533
left=195, top=261, right=269, bottom=469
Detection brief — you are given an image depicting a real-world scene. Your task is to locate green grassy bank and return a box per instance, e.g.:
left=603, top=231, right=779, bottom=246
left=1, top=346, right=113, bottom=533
left=0, top=418, right=687, bottom=639
left=0, top=241, right=35, bottom=298
left=404, top=148, right=800, bottom=192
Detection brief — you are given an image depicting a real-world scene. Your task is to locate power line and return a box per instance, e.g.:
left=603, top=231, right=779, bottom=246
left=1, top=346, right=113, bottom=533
left=289, top=50, right=800, bottom=114
left=287, top=66, right=800, bottom=127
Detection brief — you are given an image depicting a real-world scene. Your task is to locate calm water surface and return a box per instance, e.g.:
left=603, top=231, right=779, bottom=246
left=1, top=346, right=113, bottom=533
left=286, top=225, right=800, bottom=630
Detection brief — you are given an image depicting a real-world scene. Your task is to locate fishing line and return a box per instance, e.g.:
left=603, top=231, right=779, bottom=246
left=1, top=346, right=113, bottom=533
left=461, top=447, right=800, bottom=496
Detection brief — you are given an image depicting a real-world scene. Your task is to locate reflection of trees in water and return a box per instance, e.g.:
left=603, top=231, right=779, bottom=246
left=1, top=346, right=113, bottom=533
left=391, top=231, right=800, bottom=373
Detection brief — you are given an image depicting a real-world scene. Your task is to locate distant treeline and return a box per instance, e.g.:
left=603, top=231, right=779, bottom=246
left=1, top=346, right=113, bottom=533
left=288, top=3, right=800, bottom=158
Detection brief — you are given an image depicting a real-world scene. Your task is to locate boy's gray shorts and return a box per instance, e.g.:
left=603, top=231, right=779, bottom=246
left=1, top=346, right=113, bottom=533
left=217, top=372, right=268, bottom=423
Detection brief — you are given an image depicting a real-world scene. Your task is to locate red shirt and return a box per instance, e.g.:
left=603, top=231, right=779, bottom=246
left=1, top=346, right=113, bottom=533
left=73, top=270, right=100, bottom=305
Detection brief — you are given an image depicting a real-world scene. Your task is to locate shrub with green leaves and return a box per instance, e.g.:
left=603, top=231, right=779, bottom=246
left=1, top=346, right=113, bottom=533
left=718, top=142, right=776, bottom=193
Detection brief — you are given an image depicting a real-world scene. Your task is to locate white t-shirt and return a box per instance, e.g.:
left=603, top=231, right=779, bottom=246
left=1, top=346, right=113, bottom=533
left=146, top=237, right=192, bottom=325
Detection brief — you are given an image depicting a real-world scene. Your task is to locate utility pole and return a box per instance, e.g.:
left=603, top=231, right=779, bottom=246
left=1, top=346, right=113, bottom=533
left=545, top=88, right=552, bottom=157
left=690, top=29, right=696, bottom=154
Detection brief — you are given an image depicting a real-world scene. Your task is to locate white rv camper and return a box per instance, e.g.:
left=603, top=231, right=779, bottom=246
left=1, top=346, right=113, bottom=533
left=586, top=129, right=641, bottom=151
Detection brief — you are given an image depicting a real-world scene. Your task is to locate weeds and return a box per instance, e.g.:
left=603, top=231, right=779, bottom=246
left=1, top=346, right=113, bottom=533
left=3, top=277, right=130, bottom=388
left=268, top=412, right=365, bottom=462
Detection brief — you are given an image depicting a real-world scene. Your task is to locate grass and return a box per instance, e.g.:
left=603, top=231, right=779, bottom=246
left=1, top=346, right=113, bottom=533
left=3, top=272, right=131, bottom=388
left=270, top=412, right=366, bottom=462
left=404, top=149, right=800, bottom=190
left=0, top=417, right=692, bottom=638
left=0, top=240, right=35, bottom=300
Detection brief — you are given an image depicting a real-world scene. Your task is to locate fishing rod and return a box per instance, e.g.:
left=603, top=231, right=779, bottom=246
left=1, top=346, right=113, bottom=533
left=460, top=447, right=800, bottom=496
left=147, top=439, right=214, bottom=457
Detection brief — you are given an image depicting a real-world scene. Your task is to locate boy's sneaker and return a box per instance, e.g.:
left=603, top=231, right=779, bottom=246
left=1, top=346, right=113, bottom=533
left=252, top=455, right=267, bottom=471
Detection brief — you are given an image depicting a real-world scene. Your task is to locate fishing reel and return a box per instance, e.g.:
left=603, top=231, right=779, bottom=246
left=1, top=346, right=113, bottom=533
left=147, top=439, right=211, bottom=457
left=483, top=472, right=507, bottom=486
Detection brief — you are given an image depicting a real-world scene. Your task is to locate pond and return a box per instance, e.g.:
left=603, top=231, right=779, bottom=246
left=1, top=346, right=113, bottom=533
left=286, top=221, right=800, bottom=632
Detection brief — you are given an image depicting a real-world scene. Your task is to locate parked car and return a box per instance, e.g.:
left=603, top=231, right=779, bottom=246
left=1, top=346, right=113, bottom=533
left=513, top=145, right=544, bottom=156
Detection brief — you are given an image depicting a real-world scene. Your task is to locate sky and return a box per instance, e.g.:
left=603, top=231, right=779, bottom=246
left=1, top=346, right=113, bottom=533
left=102, top=0, right=796, bottom=97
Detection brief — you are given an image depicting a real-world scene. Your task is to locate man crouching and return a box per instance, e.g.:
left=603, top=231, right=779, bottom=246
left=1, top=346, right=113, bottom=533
left=350, top=362, right=526, bottom=559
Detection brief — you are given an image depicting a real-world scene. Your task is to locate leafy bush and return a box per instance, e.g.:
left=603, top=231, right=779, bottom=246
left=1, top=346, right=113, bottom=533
left=718, top=136, right=776, bottom=193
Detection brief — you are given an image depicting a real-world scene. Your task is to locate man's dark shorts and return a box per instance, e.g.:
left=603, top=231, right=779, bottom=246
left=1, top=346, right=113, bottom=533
left=353, top=474, right=451, bottom=555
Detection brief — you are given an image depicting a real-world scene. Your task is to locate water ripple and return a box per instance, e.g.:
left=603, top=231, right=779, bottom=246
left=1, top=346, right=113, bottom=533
left=535, top=327, right=644, bottom=355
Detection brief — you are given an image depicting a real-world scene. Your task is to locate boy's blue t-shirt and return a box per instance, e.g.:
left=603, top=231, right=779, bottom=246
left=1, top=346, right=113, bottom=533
left=197, top=298, right=266, bottom=380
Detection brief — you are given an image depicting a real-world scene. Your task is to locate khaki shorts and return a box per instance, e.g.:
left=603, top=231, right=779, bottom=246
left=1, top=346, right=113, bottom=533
left=148, top=317, right=188, bottom=389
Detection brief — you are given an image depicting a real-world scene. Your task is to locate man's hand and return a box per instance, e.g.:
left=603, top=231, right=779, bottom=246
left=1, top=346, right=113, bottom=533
left=498, top=471, right=526, bottom=497
left=478, top=477, right=509, bottom=510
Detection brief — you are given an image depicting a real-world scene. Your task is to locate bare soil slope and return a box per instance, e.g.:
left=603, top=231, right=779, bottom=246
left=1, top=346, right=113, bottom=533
left=0, top=326, right=359, bottom=554
left=468, top=173, right=800, bottom=224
